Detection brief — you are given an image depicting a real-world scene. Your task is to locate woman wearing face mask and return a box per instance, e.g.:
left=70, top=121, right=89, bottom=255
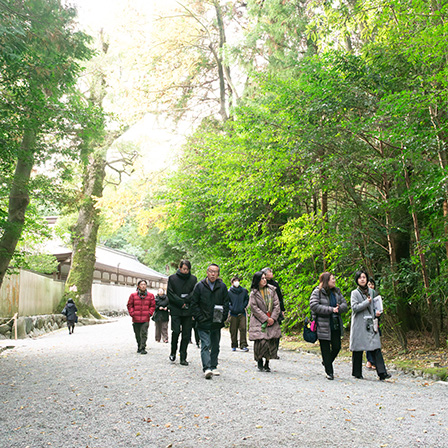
left=228, top=276, right=249, bottom=352
left=350, top=270, right=391, bottom=380
left=309, top=272, right=348, bottom=380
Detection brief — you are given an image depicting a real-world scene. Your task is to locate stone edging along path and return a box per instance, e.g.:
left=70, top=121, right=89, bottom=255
left=0, top=314, right=108, bottom=342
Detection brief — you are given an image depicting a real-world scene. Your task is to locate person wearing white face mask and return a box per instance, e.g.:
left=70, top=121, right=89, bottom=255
left=228, top=276, right=249, bottom=352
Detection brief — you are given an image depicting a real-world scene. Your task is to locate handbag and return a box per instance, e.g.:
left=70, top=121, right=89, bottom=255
left=303, top=316, right=318, bottom=343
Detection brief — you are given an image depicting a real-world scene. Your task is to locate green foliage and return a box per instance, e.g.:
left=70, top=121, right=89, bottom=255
left=0, top=0, right=102, bottom=284
left=22, top=254, right=59, bottom=275
left=151, top=1, right=448, bottom=346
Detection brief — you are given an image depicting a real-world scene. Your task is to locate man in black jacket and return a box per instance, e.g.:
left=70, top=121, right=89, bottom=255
left=167, top=260, right=197, bottom=365
left=191, top=263, right=229, bottom=379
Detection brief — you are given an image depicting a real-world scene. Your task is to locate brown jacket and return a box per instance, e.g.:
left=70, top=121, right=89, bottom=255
left=248, top=285, right=282, bottom=341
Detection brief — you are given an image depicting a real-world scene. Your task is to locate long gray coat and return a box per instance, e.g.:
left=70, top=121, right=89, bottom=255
left=309, top=287, right=347, bottom=341
left=349, top=288, right=381, bottom=351
left=248, top=285, right=281, bottom=341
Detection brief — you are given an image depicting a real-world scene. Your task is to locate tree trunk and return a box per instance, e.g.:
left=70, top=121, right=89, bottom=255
left=401, top=148, right=439, bottom=348
left=0, top=130, right=35, bottom=288
left=64, top=152, right=106, bottom=318
left=210, top=0, right=229, bottom=121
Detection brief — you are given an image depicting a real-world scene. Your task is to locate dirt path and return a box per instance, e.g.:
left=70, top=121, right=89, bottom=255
left=1, top=317, right=447, bottom=447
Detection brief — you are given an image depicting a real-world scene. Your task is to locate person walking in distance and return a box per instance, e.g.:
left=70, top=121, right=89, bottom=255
left=127, top=280, right=156, bottom=355
left=228, top=276, right=249, bottom=352
left=154, top=288, right=169, bottom=343
left=191, top=263, right=229, bottom=379
left=167, top=260, right=197, bottom=365
left=62, top=298, right=78, bottom=334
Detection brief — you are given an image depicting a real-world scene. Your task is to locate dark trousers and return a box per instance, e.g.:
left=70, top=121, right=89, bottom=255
left=171, top=315, right=193, bottom=361
left=319, top=329, right=341, bottom=375
left=352, top=349, right=387, bottom=377
left=133, top=321, right=149, bottom=350
left=229, top=314, right=248, bottom=348
left=67, top=321, right=75, bottom=334
left=192, top=319, right=200, bottom=346
left=198, top=328, right=221, bottom=371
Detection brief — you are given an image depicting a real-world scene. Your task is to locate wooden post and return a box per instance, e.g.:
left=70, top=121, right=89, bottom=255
left=13, top=312, right=18, bottom=340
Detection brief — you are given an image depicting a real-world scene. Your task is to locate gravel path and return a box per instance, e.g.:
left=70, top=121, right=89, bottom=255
left=1, top=317, right=447, bottom=448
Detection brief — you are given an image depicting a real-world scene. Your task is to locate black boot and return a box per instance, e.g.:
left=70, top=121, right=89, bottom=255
left=264, top=360, right=271, bottom=372
left=257, top=359, right=264, bottom=371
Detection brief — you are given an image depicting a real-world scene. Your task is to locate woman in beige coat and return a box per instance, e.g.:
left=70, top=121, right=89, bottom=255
left=248, top=271, right=281, bottom=372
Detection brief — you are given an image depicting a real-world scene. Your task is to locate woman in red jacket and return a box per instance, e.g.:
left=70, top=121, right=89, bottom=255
left=127, top=280, right=156, bottom=354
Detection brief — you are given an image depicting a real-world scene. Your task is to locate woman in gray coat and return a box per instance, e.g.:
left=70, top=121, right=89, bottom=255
left=309, top=272, right=348, bottom=380
left=248, top=271, right=281, bottom=372
left=350, top=270, right=391, bottom=380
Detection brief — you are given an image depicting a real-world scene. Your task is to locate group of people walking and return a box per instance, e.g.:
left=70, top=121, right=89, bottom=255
left=125, top=261, right=391, bottom=382
left=126, top=261, right=284, bottom=379
left=310, top=270, right=391, bottom=381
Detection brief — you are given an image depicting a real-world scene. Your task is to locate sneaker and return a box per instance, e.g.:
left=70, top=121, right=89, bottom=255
left=140, top=349, right=147, bottom=355
left=232, top=348, right=236, bottom=352
left=212, top=369, right=220, bottom=376
left=169, top=354, right=176, bottom=362
left=241, top=347, right=249, bottom=352
left=180, top=360, right=189, bottom=366
left=204, top=370, right=213, bottom=379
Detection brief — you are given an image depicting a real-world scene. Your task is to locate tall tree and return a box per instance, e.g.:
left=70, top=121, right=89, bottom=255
left=0, top=0, right=93, bottom=288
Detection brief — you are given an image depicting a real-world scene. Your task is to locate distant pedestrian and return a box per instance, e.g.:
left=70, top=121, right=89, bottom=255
left=309, top=272, right=348, bottom=380
left=167, top=260, right=197, bottom=365
left=350, top=270, right=391, bottom=380
left=228, top=276, right=249, bottom=352
left=62, top=298, right=78, bottom=335
left=127, top=280, right=156, bottom=355
left=154, top=288, right=169, bottom=343
left=191, top=263, right=229, bottom=379
left=248, top=271, right=281, bottom=372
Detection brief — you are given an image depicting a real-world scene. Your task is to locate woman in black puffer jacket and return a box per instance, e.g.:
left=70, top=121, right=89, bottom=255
left=62, top=298, right=78, bottom=335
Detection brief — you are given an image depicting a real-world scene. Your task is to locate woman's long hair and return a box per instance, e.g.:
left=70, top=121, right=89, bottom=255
left=251, top=271, right=264, bottom=290
left=318, top=272, right=333, bottom=291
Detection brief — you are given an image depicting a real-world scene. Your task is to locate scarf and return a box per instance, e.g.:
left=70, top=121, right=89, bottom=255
left=260, top=287, right=273, bottom=316
left=357, top=285, right=369, bottom=296
left=138, top=289, right=148, bottom=299
left=176, top=269, right=191, bottom=280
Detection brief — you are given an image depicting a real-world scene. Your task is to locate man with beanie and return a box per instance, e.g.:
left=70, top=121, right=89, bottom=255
left=127, top=279, right=156, bottom=354
left=167, top=260, right=197, bottom=365
left=228, top=275, right=249, bottom=351
left=191, top=263, right=229, bottom=379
